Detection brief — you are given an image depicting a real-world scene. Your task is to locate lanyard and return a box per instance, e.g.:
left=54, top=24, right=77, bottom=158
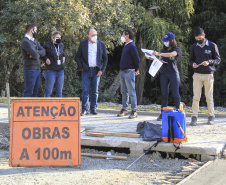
left=54, top=45, right=60, bottom=60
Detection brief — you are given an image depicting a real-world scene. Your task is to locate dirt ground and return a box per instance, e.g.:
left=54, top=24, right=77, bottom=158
left=0, top=148, right=189, bottom=185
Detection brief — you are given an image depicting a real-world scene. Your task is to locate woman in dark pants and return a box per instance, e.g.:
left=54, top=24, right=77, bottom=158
left=153, top=32, right=181, bottom=121
left=42, top=31, right=65, bottom=97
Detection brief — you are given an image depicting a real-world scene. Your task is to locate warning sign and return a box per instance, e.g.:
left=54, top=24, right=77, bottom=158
left=9, top=98, right=81, bottom=167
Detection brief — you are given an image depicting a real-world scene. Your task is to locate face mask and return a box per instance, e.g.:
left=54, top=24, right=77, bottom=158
left=121, top=36, right=126, bottom=43
left=164, top=42, right=169, bottom=47
left=55, top=38, right=61, bottom=44
left=91, top=36, right=97, bottom=43
left=33, top=30, right=37, bottom=38
left=196, top=38, right=205, bottom=44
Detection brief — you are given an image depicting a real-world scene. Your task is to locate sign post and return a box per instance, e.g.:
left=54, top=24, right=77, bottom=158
left=9, top=98, right=80, bottom=167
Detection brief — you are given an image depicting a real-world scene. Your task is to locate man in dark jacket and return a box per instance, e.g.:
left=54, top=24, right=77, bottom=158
left=21, top=23, right=45, bottom=97
left=75, top=28, right=108, bottom=115
left=189, top=27, right=221, bottom=125
left=117, top=29, right=140, bottom=119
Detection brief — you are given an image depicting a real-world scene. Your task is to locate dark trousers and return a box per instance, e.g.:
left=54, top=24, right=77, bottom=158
left=23, top=68, right=40, bottom=97
left=82, top=68, right=100, bottom=111
left=160, top=72, right=181, bottom=108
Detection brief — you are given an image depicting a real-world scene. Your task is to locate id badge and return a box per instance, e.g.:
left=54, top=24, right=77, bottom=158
left=57, top=60, right=61, bottom=65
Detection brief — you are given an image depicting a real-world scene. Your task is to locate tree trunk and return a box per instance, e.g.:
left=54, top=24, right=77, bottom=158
left=135, top=34, right=149, bottom=105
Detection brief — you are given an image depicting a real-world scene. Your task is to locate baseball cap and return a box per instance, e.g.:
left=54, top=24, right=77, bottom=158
left=161, top=32, right=175, bottom=42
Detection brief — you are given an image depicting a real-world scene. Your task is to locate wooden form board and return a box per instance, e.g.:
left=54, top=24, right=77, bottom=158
left=9, top=98, right=81, bottom=167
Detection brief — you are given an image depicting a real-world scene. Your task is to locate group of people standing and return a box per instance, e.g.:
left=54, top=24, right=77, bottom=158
left=21, top=23, right=221, bottom=125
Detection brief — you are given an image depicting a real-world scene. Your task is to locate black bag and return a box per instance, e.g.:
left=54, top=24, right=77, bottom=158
left=136, top=121, right=162, bottom=141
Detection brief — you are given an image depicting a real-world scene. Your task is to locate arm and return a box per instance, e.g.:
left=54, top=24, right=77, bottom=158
left=131, top=45, right=140, bottom=72
left=100, top=42, right=108, bottom=73
left=21, top=40, right=40, bottom=60
left=208, top=43, right=221, bottom=65
left=75, top=42, right=83, bottom=69
left=153, top=51, right=178, bottom=58
left=37, top=44, right=46, bottom=57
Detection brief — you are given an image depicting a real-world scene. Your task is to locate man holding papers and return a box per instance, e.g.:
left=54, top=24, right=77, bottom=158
left=152, top=32, right=181, bottom=121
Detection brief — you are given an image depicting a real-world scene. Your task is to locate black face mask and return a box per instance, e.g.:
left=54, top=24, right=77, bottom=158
left=33, top=30, right=38, bottom=38
left=55, top=38, right=61, bottom=44
left=196, top=38, right=204, bottom=44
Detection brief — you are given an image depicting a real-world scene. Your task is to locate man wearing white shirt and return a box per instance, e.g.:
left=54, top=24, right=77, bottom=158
left=21, top=23, right=45, bottom=97
left=75, top=28, right=108, bottom=116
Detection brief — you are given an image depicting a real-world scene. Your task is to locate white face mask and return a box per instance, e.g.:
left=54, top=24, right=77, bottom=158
left=121, top=36, right=126, bottom=43
left=91, top=36, right=97, bottom=43
left=164, top=42, right=169, bottom=47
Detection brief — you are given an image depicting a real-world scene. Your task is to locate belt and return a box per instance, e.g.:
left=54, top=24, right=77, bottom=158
left=89, top=66, right=97, bottom=69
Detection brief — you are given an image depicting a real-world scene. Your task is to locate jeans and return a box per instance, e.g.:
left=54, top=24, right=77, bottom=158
left=45, top=70, right=64, bottom=97
left=23, top=68, right=40, bottom=97
left=160, top=72, right=181, bottom=108
left=82, top=68, right=100, bottom=111
left=192, top=73, right=214, bottom=117
left=120, top=69, right=137, bottom=111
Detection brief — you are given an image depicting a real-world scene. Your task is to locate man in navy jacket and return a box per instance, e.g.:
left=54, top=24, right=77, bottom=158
left=189, top=27, right=221, bottom=125
left=75, top=28, right=108, bottom=116
left=117, top=29, right=140, bottom=119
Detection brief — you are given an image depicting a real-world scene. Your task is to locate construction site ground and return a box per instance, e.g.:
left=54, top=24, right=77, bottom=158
left=1, top=105, right=226, bottom=184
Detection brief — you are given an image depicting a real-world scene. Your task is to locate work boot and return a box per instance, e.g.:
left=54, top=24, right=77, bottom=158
left=128, top=110, right=138, bottom=119
left=207, top=116, right=214, bottom=125
left=157, top=113, right=162, bottom=121
left=190, top=116, right=197, bottom=126
left=90, top=109, right=98, bottom=115
left=117, top=109, right=128, bottom=117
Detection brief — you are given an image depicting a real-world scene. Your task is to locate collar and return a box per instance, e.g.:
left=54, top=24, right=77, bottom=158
left=88, top=40, right=97, bottom=45
left=197, top=39, right=209, bottom=48
left=25, top=34, right=35, bottom=42
left=125, top=40, right=133, bottom=45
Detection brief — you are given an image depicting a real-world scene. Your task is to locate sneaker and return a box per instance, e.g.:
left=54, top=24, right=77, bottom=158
left=80, top=110, right=88, bottom=116
left=190, top=116, right=197, bottom=126
left=128, top=110, right=138, bottom=119
left=207, top=116, right=214, bottom=125
left=117, top=109, right=128, bottom=117
left=157, top=113, right=162, bottom=121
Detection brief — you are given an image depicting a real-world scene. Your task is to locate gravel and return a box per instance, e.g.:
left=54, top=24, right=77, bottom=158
left=0, top=148, right=189, bottom=185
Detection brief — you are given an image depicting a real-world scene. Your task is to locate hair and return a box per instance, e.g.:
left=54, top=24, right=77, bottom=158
left=162, top=39, right=178, bottom=52
left=123, top=29, right=134, bottom=40
left=25, top=23, right=37, bottom=33
left=87, top=28, right=97, bottom=35
left=51, top=31, right=61, bottom=37
left=193, top=27, right=205, bottom=37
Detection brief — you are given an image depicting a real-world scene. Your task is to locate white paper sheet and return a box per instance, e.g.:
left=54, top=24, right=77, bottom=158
left=148, top=58, right=163, bottom=77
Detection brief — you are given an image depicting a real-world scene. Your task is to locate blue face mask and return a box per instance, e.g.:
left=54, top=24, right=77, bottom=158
left=164, top=42, right=169, bottom=47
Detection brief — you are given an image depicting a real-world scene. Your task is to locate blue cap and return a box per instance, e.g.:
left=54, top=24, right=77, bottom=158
left=161, top=32, right=175, bottom=42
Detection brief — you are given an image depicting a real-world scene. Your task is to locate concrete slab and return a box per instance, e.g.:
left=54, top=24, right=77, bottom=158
left=81, top=111, right=226, bottom=161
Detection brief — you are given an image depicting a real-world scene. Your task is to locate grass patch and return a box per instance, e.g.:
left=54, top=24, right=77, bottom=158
left=0, top=97, right=7, bottom=103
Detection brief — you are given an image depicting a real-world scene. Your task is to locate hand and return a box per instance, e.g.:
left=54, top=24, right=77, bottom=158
left=135, top=70, right=140, bottom=76
left=152, top=51, right=158, bottom=56
left=97, top=71, right=102, bottom=76
left=29, top=55, right=32, bottom=58
left=46, top=59, right=51, bottom=65
left=62, top=57, right=65, bottom=64
left=193, top=63, right=200, bottom=68
left=201, top=61, right=209, bottom=66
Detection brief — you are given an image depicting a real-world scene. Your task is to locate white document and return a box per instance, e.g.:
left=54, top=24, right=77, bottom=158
left=141, top=48, right=156, bottom=59
left=148, top=58, right=163, bottom=77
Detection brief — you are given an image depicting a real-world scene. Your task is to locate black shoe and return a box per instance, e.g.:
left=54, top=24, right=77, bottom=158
left=80, top=110, right=88, bottom=116
left=90, top=109, right=98, bottom=115
left=128, top=110, right=138, bottom=119
left=207, top=116, right=214, bottom=125
left=117, top=109, right=128, bottom=117
left=157, top=113, right=162, bottom=121
left=190, top=116, right=197, bottom=126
